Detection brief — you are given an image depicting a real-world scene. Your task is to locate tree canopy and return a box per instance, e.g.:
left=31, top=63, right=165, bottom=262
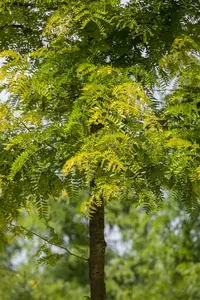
left=0, top=0, right=200, bottom=299
left=0, top=0, right=200, bottom=228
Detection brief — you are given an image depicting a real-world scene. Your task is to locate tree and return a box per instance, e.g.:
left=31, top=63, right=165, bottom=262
left=0, top=48, right=167, bottom=300
left=0, top=1, right=200, bottom=299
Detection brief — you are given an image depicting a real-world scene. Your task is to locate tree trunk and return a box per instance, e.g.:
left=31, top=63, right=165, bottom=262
left=89, top=200, right=106, bottom=300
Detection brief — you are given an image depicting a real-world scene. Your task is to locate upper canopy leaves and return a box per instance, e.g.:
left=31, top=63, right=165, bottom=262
left=0, top=0, right=200, bottom=224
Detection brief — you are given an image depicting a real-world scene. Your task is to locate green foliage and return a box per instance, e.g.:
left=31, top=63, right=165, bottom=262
left=0, top=48, right=169, bottom=223
left=0, top=1, right=200, bottom=298
left=158, top=35, right=200, bottom=215
left=1, top=195, right=200, bottom=299
left=105, top=197, right=200, bottom=300
left=0, top=0, right=199, bottom=238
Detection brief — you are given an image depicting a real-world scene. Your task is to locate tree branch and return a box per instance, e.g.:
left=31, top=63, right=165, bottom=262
left=0, top=24, right=34, bottom=34
left=20, top=121, right=58, bottom=151
left=0, top=266, right=16, bottom=273
left=20, top=225, right=88, bottom=261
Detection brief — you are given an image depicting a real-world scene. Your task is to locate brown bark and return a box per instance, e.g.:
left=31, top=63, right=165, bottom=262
left=89, top=200, right=106, bottom=300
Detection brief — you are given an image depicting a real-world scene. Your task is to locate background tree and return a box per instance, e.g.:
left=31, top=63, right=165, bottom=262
left=1, top=194, right=200, bottom=299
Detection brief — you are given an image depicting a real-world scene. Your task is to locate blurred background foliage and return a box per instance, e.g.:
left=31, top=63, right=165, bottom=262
left=1, top=193, right=200, bottom=300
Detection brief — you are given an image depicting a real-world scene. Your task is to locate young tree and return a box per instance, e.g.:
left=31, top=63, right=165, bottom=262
left=0, top=1, right=200, bottom=299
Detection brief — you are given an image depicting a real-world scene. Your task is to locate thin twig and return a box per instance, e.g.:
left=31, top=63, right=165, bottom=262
left=19, top=226, right=88, bottom=261
left=0, top=266, right=16, bottom=273
left=154, top=89, right=174, bottom=92
left=20, top=121, right=57, bottom=151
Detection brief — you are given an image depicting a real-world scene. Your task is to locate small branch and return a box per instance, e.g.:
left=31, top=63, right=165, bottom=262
left=20, top=226, right=88, bottom=261
left=9, top=1, right=58, bottom=9
left=20, top=121, right=57, bottom=151
left=154, top=89, right=174, bottom=92
left=0, top=24, right=24, bottom=30
left=0, top=24, right=34, bottom=35
left=43, top=140, right=57, bottom=151
left=20, top=121, right=32, bottom=132
left=0, top=266, right=16, bottom=273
